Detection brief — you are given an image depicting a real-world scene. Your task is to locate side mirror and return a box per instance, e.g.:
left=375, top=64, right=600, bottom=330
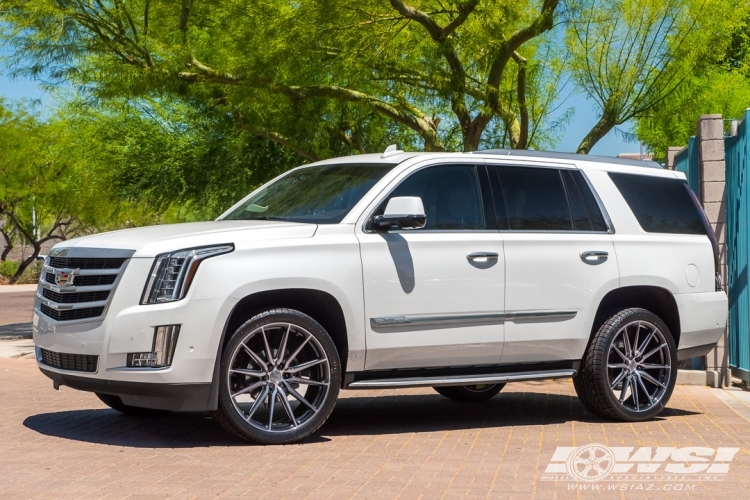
left=372, top=196, right=426, bottom=230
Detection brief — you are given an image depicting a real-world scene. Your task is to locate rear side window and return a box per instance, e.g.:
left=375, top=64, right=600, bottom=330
left=608, top=172, right=706, bottom=235
left=492, top=166, right=572, bottom=230
left=562, top=170, right=608, bottom=232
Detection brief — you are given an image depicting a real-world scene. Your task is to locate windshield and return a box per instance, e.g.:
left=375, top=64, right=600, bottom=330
left=222, top=163, right=396, bottom=224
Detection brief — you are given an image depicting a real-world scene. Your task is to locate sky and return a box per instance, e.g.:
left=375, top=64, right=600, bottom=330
left=0, top=73, right=638, bottom=157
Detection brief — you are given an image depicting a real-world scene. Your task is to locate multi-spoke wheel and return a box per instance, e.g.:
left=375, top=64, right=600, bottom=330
left=433, top=383, right=505, bottom=401
left=213, top=309, right=341, bottom=444
left=574, top=308, right=677, bottom=421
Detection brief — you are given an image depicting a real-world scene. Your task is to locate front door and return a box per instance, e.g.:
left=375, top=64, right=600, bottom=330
left=357, top=163, right=505, bottom=370
left=486, top=162, right=619, bottom=365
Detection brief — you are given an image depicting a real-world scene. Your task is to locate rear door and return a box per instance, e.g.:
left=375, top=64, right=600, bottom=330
left=485, top=162, right=620, bottom=365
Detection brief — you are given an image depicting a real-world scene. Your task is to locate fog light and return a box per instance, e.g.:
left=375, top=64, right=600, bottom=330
left=127, top=325, right=180, bottom=368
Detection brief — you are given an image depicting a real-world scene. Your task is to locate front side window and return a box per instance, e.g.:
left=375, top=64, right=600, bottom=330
left=491, top=166, right=572, bottom=230
left=377, top=165, right=486, bottom=230
left=222, top=164, right=395, bottom=224
left=608, top=172, right=706, bottom=235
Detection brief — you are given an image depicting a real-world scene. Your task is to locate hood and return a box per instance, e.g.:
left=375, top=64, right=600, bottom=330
left=52, top=221, right=318, bottom=258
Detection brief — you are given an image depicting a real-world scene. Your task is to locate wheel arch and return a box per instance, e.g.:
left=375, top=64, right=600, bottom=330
left=207, top=288, right=350, bottom=410
left=589, top=286, right=681, bottom=348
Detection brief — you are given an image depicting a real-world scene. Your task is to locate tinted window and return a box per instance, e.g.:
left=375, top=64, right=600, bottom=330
left=562, top=170, right=608, bottom=231
left=382, top=165, right=485, bottom=230
left=223, top=164, right=394, bottom=224
left=493, top=166, right=572, bottom=230
left=608, top=172, right=706, bottom=234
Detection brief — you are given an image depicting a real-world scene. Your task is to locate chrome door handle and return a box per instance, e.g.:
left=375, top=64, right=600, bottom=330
left=467, top=252, right=499, bottom=260
left=580, top=251, right=609, bottom=264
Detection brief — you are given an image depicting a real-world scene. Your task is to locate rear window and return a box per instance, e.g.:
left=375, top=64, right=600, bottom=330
left=608, top=172, right=706, bottom=235
left=493, top=166, right=572, bottom=230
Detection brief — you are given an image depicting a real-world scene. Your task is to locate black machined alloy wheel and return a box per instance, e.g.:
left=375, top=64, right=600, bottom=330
left=574, top=308, right=677, bottom=421
left=213, top=309, right=341, bottom=444
left=433, top=383, right=506, bottom=401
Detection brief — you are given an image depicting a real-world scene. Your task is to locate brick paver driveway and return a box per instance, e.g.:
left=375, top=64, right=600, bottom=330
left=1, top=358, right=749, bottom=499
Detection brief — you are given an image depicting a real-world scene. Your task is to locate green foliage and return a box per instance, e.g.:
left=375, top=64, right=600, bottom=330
left=0, top=0, right=567, bottom=154
left=635, top=11, right=750, bottom=159
left=0, top=260, right=18, bottom=278
left=566, top=0, right=744, bottom=153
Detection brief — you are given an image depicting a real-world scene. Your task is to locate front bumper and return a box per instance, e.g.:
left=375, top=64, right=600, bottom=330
left=39, top=365, right=211, bottom=411
left=34, top=287, right=238, bottom=410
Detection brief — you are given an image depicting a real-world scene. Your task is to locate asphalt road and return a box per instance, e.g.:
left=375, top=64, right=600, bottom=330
left=0, top=286, right=35, bottom=341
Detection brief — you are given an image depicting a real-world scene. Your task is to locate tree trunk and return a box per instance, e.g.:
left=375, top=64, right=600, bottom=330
left=9, top=243, right=40, bottom=284
left=576, top=116, right=617, bottom=154
left=0, top=231, right=12, bottom=262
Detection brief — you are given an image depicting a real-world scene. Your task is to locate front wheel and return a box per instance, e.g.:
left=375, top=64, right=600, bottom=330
left=433, top=383, right=505, bottom=401
left=213, top=308, right=341, bottom=445
left=574, top=308, right=677, bottom=421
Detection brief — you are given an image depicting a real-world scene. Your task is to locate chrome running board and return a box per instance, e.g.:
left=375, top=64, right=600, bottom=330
left=346, top=369, right=577, bottom=389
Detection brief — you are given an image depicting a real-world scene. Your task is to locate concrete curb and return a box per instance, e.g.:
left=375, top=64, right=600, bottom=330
left=676, top=369, right=722, bottom=387
left=0, top=285, right=37, bottom=294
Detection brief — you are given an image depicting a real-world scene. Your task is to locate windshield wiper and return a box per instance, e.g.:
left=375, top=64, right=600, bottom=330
left=246, top=216, right=290, bottom=221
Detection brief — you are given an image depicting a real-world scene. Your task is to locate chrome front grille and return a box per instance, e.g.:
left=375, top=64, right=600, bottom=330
left=41, top=288, right=110, bottom=304
left=47, top=257, right=128, bottom=270
left=36, top=248, right=135, bottom=324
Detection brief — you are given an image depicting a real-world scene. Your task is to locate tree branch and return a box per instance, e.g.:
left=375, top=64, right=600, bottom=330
left=178, top=58, right=243, bottom=84
left=468, top=0, right=559, bottom=149
left=286, top=85, right=444, bottom=151
left=512, top=52, right=529, bottom=149
left=388, top=0, right=479, bottom=149
left=254, top=129, right=320, bottom=163
left=180, top=0, right=191, bottom=43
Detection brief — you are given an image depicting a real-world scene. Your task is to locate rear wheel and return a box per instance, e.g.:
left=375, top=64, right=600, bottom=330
left=574, top=308, right=677, bottom=421
left=96, top=393, right=170, bottom=417
left=213, top=308, right=341, bottom=445
left=433, top=383, right=505, bottom=401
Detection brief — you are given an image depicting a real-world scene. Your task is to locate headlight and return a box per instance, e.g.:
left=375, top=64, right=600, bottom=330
left=140, top=244, right=234, bottom=304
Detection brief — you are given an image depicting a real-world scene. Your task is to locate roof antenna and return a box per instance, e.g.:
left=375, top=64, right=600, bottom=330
left=381, top=144, right=404, bottom=158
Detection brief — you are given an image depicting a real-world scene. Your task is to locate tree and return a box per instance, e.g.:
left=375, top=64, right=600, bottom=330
left=0, top=100, right=126, bottom=282
left=634, top=12, right=750, bottom=157
left=1, top=0, right=572, bottom=156
left=567, top=0, right=743, bottom=154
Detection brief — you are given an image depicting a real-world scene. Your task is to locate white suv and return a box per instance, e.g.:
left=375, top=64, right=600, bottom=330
left=33, top=148, right=727, bottom=444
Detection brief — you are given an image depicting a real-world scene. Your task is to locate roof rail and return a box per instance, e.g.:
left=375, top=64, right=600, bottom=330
left=473, top=149, right=663, bottom=169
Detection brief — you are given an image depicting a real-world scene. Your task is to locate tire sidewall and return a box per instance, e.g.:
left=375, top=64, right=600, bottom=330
left=595, top=309, right=678, bottom=421
left=218, top=309, right=341, bottom=444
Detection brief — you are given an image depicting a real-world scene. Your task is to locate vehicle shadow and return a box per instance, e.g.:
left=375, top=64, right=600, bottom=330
left=321, top=392, right=700, bottom=437
left=22, top=391, right=700, bottom=448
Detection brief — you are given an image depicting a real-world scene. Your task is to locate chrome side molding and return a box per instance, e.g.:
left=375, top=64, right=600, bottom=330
left=370, top=310, right=576, bottom=329
left=347, top=369, right=577, bottom=389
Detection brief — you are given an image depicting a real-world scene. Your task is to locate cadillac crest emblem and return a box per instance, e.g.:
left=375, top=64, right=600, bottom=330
left=55, top=271, right=72, bottom=286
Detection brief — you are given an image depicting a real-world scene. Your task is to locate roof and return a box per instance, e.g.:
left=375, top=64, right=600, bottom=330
left=473, top=149, right=663, bottom=169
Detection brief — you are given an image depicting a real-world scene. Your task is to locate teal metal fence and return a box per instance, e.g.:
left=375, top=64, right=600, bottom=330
left=674, top=136, right=700, bottom=196
left=726, top=111, right=750, bottom=382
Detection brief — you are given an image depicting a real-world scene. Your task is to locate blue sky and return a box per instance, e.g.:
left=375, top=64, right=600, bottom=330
left=0, top=73, right=637, bottom=157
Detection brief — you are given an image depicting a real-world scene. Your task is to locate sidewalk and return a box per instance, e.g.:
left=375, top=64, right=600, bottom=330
left=0, top=284, right=38, bottom=293
left=0, top=285, right=36, bottom=358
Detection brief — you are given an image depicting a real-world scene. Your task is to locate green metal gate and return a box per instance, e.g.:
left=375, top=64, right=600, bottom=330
left=726, top=110, right=750, bottom=381
left=674, top=136, right=700, bottom=195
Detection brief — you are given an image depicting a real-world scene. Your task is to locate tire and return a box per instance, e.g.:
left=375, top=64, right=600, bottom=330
left=96, top=393, right=170, bottom=417
left=574, top=308, right=677, bottom=421
left=212, top=308, right=341, bottom=445
left=433, top=383, right=505, bottom=401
